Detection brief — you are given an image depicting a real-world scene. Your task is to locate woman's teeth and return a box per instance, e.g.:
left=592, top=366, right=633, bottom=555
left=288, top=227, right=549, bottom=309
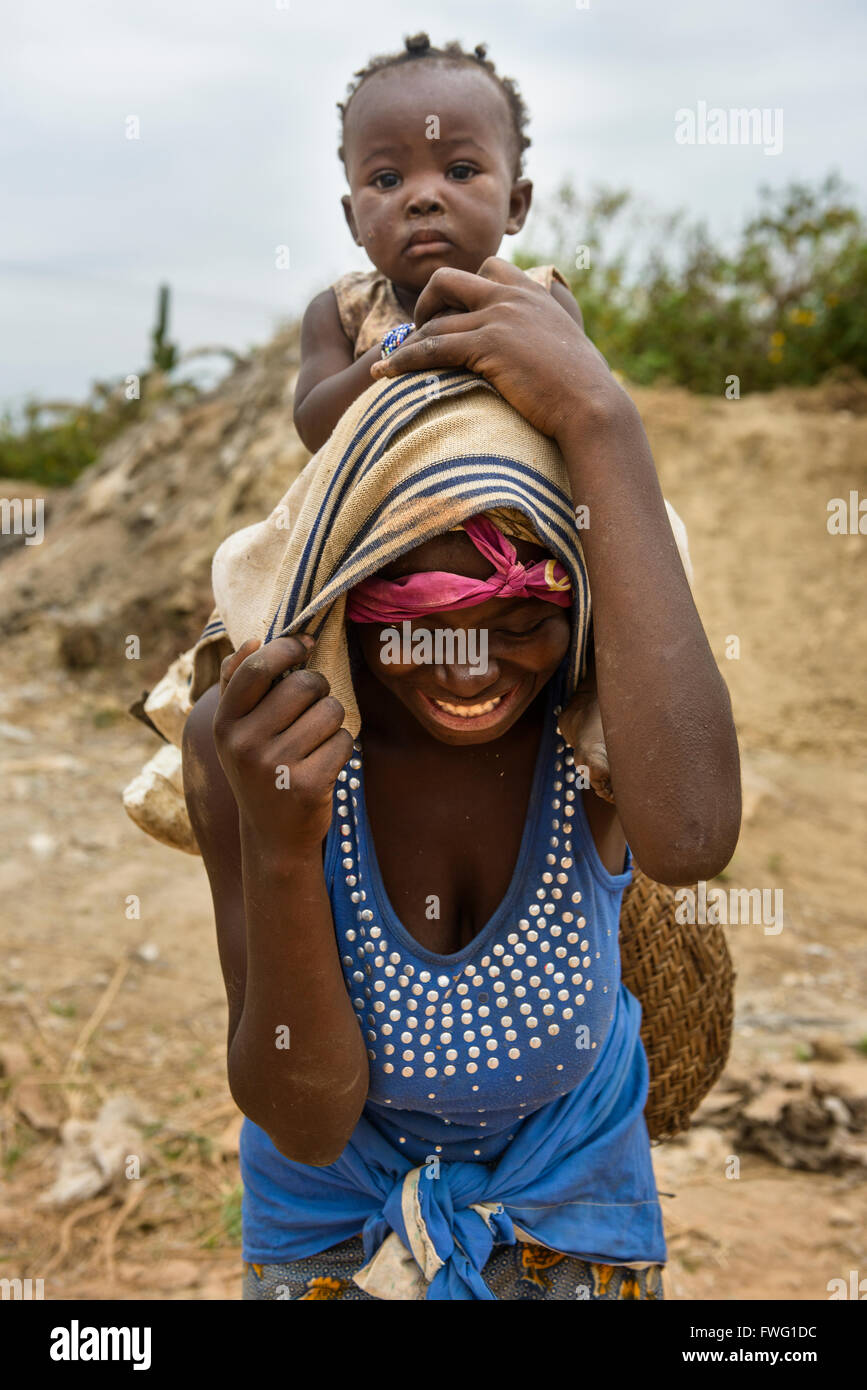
left=432, top=694, right=503, bottom=718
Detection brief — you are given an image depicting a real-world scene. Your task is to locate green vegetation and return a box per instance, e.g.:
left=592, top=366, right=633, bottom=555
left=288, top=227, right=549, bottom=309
left=47, top=1000, right=78, bottom=1019
left=3, top=174, right=865, bottom=487
left=150, top=284, right=178, bottom=373
left=516, top=172, right=867, bottom=393
left=0, top=283, right=196, bottom=488
left=220, top=1184, right=243, bottom=1243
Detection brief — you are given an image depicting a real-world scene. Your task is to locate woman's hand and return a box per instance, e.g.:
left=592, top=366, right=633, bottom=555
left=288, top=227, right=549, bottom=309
left=213, top=634, right=354, bottom=859
left=369, top=257, right=628, bottom=443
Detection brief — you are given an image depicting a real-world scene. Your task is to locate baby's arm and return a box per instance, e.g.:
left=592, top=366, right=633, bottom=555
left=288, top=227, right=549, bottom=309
left=294, top=276, right=583, bottom=454
left=293, top=290, right=383, bottom=453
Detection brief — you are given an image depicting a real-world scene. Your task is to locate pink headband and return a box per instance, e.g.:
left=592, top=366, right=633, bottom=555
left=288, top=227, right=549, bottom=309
left=345, top=515, right=571, bottom=624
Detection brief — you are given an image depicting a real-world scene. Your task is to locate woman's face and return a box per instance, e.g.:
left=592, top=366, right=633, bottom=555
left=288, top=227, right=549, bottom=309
left=349, top=531, right=571, bottom=746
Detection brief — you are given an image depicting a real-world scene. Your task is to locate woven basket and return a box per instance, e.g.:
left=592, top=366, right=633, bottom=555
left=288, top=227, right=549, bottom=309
left=619, top=865, right=735, bottom=1141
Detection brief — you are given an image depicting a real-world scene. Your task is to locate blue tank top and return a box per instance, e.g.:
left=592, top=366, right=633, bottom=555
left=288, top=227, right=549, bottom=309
left=238, top=661, right=665, bottom=1269
left=325, top=661, right=630, bottom=1162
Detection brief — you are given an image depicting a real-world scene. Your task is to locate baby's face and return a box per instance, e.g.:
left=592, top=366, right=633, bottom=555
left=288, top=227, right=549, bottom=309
left=341, top=61, right=532, bottom=295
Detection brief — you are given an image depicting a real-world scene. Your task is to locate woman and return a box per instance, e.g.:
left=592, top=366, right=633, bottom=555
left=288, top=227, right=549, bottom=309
left=182, top=259, right=741, bottom=1299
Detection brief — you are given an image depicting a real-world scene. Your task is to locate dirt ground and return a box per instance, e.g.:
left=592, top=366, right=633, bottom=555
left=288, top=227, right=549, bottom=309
left=1, top=371, right=865, bottom=1301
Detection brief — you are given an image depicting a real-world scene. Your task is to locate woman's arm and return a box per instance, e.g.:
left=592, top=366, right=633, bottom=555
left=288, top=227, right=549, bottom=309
left=554, top=392, right=740, bottom=884
left=182, top=638, right=368, bottom=1165
left=293, top=290, right=384, bottom=453
left=369, top=260, right=741, bottom=884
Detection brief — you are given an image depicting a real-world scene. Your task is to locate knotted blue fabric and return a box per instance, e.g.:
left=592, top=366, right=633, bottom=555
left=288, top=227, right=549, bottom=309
left=239, top=984, right=666, bottom=1300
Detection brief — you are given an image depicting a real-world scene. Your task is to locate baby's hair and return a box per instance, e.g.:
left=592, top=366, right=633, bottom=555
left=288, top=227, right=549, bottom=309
left=337, top=31, right=531, bottom=178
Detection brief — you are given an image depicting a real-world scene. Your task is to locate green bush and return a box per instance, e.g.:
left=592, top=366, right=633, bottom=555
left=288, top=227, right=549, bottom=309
left=5, top=185, right=864, bottom=491
left=0, top=392, right=144, bottom=488
left=0, top=283, right=188, bottom=487
left=516, top=172, right=867, bottom=393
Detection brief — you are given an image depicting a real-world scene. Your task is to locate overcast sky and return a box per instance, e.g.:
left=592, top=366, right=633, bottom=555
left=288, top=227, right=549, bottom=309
left=2, top=0, right=865, bottom=409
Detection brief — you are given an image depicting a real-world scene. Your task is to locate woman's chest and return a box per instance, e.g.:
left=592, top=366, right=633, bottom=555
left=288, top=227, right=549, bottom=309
left=329, top=730, right=625, bottom=1122
left=361, top=740, right=540, bottom=955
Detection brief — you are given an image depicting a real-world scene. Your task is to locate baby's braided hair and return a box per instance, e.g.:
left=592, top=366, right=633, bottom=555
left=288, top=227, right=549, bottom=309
left=337, top=32, right=531, bottom=177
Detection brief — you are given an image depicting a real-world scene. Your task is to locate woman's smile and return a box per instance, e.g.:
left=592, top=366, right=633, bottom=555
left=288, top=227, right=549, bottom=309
left=418, top=680, right=523, bottom=731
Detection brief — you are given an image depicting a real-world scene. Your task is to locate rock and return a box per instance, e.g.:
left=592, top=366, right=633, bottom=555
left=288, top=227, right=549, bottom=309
left=829, top=1207, right=856, bottom=1227
left=784, top=1095, right=837, bottom=1143
left=810, top=1063, right=867, bottom=1109
left=689, top=1059, right=867, bottom=1174
left=28, top=832, right=58, bottom=859
left=742, top=1087, right=796, bottom=1124
left=57, top=621, right=104, bottom=670
left=729, top=1068, right=867, bottom=1172
left=83, top=468, right=134, bottom=520
left=40, top=1095, right=151, bottom=1206
left=132, top=501, right=160, bottom=528
left=822, top=1095, right=853, bottom=1126
left=16, top=1080, right=63, bottom=1133
left=811, top=1036, right=848, bottom=1063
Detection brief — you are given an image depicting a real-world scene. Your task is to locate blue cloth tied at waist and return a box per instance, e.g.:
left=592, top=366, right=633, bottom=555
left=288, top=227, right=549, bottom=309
left=285, top=985, right=666, bottom=1299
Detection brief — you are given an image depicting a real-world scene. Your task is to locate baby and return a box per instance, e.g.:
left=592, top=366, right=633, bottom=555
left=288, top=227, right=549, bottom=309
left=293, top=31, right=616, bottom=799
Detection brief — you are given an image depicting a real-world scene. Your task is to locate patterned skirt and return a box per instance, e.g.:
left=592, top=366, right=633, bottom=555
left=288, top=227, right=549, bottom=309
left=242, top=1236, right=664, bottom=1301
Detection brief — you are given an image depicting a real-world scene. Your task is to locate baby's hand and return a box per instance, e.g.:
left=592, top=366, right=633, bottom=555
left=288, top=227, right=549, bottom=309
left=557, top=689, right=614, bottom=804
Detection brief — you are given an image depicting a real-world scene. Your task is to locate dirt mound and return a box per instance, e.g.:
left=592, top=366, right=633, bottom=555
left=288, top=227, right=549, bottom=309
left=0, top=324, right=307, bottom=693
left=625, top=383, right=867, bottom=761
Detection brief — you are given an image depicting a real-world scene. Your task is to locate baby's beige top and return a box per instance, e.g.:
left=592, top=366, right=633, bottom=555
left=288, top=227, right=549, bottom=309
left=331, top=264, right=569, bottom=358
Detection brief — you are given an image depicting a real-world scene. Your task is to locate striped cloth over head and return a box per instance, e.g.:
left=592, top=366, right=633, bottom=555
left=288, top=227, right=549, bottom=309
left=188, top=368, right=594, bottom=740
